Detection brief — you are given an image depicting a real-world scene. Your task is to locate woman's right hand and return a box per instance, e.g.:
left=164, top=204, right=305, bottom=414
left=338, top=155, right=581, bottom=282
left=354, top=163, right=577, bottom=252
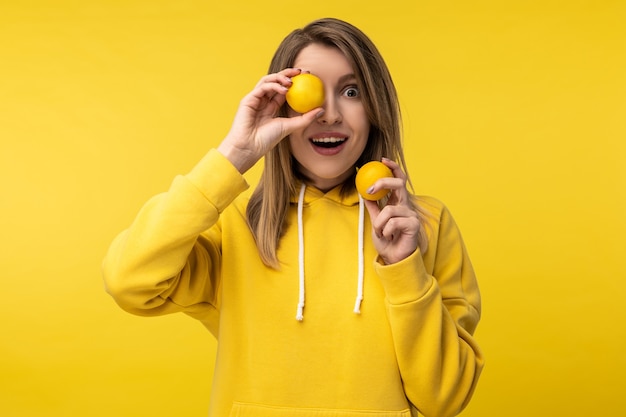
left=217, top=68, right=323, bottom=174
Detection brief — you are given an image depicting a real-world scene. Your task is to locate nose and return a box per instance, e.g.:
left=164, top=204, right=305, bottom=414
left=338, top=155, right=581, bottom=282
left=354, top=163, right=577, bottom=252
left=317, top=95, right=341, bottom=125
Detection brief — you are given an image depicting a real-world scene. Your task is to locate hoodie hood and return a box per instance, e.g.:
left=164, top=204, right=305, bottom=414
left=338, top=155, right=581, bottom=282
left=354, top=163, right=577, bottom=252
left=289, top=182, right=362, bottom=207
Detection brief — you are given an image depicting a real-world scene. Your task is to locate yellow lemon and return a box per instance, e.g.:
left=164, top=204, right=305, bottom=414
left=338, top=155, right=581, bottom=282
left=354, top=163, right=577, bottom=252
left=286, top=73, right=325, bottom=113
left=355, top=161, right=393, bottom=201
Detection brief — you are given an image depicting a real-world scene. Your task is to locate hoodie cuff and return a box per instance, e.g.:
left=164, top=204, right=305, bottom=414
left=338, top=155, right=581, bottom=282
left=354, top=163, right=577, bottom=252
left=375, top=249, right=434, bottom=305
left=186, top=148, right=249, bottom=212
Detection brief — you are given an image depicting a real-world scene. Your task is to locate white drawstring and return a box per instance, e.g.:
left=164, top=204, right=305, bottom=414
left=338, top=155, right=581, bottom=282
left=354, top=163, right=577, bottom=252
left=296, top=184, right=365, bottom=321
left=296, top=183, right=306, bottom=321
left=354, top=194, right=365, bottom=314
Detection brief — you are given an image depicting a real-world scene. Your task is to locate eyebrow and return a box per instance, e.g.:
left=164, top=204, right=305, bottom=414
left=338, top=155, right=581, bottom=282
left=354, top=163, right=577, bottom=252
left=338, top=73, right=357, bottom=83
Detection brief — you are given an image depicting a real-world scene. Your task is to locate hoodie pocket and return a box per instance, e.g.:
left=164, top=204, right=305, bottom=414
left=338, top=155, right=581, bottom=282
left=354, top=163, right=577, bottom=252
left=229, top=402, right=412, bottom=417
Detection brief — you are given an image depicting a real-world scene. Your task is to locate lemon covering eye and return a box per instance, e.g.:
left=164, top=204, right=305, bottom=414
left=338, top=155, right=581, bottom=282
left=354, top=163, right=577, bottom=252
left=286, top=73, right=325, bottom=113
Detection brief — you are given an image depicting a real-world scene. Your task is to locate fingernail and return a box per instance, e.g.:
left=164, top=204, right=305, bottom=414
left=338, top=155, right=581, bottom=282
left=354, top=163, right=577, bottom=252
left=367, top=186, right=375, bottom=194
left=316, top=109, right=325, bottom=118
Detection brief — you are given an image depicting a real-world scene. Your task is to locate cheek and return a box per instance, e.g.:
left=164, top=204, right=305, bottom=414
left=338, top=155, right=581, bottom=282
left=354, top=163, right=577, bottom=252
left=353, top=124, right=370, bottom=159
left=354, top=112, right=371, bottom=144
left=347, top=105, right=370, bottom=132
left=287, top=133, right=306, bottom=159
left=288, top=129, right=302, bottom=143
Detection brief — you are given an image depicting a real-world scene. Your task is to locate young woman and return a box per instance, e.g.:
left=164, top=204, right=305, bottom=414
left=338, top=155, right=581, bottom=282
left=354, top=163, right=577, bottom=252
left=103, top=18, right=484, bottom=417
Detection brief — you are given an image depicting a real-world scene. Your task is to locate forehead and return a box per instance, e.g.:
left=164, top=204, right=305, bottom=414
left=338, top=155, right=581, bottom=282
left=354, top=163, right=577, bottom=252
left=293, top=43, right=354, bottom=79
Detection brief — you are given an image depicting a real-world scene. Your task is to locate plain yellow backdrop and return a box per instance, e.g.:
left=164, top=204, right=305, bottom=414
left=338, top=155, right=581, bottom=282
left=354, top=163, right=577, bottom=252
left=1, top=0, right=624, bottom=416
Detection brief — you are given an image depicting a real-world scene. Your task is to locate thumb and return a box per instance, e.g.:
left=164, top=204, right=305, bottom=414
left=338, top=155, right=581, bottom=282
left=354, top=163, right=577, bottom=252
left=281, top=108, right=325, bottom=134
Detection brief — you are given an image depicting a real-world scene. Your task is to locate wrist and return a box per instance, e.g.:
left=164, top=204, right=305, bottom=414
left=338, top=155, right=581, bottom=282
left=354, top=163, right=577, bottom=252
left=217, top=140, right=256, bottom=174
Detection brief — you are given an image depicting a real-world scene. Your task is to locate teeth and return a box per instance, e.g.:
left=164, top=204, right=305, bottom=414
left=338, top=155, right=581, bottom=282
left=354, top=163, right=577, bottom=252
left=311, top=137, right=346, bottom=143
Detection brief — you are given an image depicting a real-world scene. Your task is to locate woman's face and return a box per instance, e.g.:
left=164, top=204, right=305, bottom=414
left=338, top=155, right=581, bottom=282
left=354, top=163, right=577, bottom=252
left=288, top=43, right=370, bottom=192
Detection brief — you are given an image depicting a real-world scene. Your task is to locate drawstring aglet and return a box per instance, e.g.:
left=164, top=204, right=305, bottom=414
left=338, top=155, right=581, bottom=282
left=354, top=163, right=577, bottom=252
left=353, top=296, right=363, bottom=314
left=296, top=303, right=305, bottom=321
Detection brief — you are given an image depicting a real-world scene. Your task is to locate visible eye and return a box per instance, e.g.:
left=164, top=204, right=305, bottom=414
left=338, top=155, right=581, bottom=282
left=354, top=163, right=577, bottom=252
left=343, top=86, right=360, bottom=98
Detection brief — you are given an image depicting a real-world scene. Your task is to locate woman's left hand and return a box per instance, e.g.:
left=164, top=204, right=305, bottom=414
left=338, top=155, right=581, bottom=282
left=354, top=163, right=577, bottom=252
left=362, top=158, right=423, bottom=265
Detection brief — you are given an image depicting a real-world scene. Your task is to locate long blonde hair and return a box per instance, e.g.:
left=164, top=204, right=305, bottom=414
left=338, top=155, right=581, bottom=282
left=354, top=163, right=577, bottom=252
left=247, top=18, right=427, bottom=268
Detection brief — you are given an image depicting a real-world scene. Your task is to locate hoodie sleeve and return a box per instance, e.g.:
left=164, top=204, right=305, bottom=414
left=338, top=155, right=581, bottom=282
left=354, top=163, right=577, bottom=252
left=102, top=149, right=249, bottom=331
left=375, top=200, right=484, bottom=417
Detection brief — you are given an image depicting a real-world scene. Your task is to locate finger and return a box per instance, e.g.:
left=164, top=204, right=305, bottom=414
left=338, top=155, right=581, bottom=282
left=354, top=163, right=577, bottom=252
left=278, top=106, right=325, bottom=135
left=375, top=206, right=419, bottom=240
left=363, top=199, right=381, bottom=221
left=373, top=204, right=415, bottom=231
left=379, top=213, right=421, bottom=244
left=378, top=157, right=410, bottom=204
left=369, top=176, right=404, bottom=195
left=380, top=216, right=418, bottom=241
left=381, top=157, right=406, bottom=180
left=256, top=68, right=301, bottom=89
left=267, top=91, right=287, bottom=107
left=364, top=175, right=408, bottom=208
left=281, top=67, right=304, bottom=77
left=244, top=82, right=290, bottom=109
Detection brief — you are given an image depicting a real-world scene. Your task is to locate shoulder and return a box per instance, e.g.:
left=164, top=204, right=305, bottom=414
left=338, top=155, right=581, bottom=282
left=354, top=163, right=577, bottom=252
left=413, top=195, right=465, bottom=242
left=413, top=195, right=448, bottom=222
left=414, top=194, right=445, bottom=212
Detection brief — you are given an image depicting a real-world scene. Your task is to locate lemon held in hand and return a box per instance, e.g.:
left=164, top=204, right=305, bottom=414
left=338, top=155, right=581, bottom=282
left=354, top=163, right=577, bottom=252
left=355, top=161, right=393, bottom=201
left=286, top=73, right=325, bottom=113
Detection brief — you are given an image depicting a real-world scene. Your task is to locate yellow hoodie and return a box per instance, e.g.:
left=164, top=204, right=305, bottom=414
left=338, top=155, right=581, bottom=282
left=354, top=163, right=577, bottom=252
left=102, top=149, right=484, bottom=417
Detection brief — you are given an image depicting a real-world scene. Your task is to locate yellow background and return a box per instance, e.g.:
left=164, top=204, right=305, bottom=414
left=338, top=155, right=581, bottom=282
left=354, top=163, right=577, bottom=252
left=1, top=0, right=624, bottom=416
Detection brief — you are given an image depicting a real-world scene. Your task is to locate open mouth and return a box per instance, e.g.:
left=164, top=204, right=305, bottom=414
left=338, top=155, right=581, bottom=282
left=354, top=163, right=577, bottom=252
left=310, top=137, right=347, bottom=148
